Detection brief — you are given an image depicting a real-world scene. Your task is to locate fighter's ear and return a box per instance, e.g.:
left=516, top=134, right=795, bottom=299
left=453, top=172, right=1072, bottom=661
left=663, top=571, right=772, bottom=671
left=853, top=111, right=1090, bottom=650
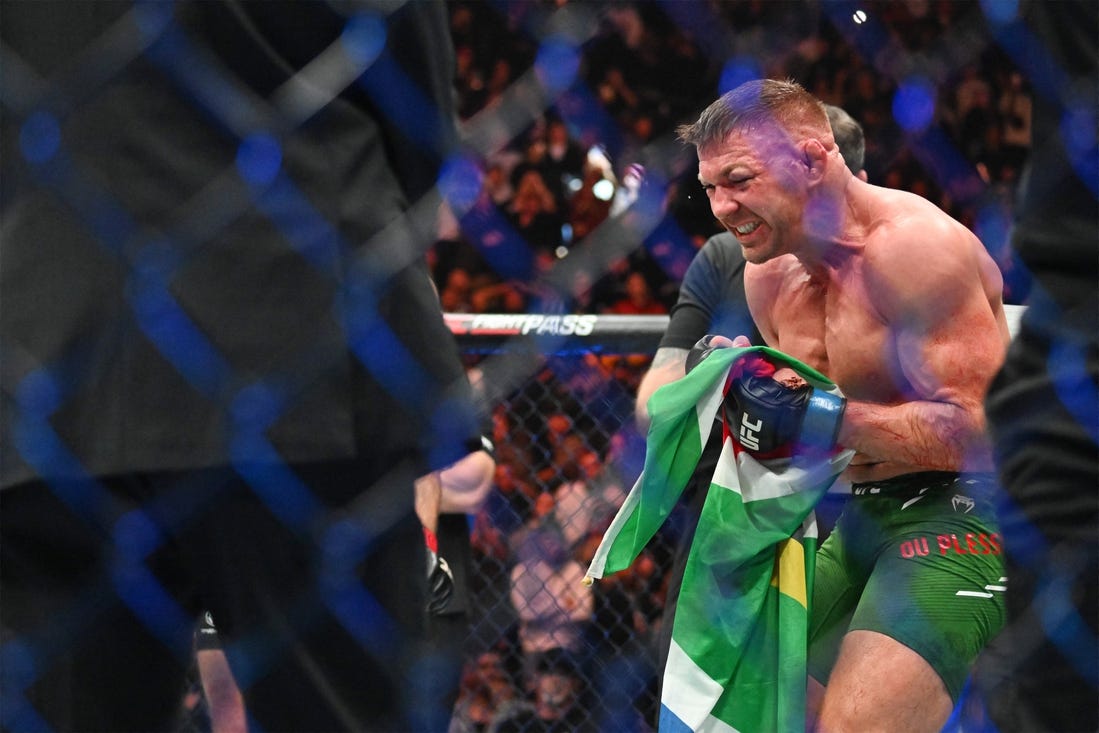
left=801, top=139, right=828, bottom=184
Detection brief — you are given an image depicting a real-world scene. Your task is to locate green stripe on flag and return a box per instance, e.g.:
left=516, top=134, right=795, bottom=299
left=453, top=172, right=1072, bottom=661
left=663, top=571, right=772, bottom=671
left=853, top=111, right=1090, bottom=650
left=587, top=347, right=738, bottom=579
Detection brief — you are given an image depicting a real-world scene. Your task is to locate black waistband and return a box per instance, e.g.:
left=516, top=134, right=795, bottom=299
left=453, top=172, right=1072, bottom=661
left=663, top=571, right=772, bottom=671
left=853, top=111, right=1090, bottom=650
left=850, top=471, right=996, bottom=496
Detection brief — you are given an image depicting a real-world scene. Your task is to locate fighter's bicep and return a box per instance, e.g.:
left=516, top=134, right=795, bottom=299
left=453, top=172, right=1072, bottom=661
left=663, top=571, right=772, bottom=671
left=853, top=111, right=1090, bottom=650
left=893, top=295, right=1002, bottom=406
left=867, top=229, right=1000, bottom=404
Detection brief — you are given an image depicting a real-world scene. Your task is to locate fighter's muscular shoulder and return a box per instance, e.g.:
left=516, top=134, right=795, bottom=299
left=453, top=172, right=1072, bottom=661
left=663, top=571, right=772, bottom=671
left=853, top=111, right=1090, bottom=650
left=859, top=199, right=1008, bottom=400
left=861, top=200, right=994, bottom=327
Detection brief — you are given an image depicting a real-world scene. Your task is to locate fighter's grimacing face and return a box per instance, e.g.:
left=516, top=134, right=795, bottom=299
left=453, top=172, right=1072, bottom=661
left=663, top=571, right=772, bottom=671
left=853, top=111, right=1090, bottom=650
left=697, top=128, right=808, bottom=264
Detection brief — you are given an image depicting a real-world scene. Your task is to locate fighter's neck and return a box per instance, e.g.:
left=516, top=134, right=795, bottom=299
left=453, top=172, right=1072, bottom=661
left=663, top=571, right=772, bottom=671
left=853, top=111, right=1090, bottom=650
left=796, top=185, right=866, bottom=274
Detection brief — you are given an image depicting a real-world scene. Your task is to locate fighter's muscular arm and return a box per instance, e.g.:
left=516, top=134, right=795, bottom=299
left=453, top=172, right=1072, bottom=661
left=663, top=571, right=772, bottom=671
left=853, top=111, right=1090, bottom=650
left=839, top=219, right=1006, bottom=472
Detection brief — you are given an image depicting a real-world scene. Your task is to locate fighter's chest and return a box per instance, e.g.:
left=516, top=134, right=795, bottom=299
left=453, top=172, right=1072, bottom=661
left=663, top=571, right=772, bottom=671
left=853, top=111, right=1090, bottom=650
left=768, top=282, right=896, bottom=397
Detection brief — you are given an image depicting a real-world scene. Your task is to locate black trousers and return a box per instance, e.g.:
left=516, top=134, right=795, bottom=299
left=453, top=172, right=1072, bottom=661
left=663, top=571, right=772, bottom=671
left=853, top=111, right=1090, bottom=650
left=978, top=303, right=1099, bottom=733
left=1, top=459, right=430, bottom=732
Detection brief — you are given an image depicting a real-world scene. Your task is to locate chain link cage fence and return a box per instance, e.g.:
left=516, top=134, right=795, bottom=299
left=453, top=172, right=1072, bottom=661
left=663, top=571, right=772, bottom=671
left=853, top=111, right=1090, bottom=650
left=455, top=317, right=666, bottom=733
left=2, top=0, right=1094, bottom=731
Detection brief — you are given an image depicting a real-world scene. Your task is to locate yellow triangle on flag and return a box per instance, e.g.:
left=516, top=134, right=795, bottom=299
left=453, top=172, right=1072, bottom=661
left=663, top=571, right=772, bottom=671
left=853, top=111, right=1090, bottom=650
left=770, top=537, right=809, bottom=609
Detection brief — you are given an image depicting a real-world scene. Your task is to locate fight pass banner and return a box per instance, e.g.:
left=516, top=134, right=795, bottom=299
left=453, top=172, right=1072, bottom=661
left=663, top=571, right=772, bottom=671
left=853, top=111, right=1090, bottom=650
left=444, top=313, right=669, bottom=354
left=446, top=306, right=1025, bottom=355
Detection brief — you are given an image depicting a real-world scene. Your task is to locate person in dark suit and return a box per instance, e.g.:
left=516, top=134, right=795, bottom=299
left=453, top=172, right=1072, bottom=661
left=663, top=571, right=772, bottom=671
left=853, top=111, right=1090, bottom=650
left=976, top=2, right=1098, bottom=730
left=182, top=443, right=496, bottom=732
left=0, top=2, right=478, bottom=730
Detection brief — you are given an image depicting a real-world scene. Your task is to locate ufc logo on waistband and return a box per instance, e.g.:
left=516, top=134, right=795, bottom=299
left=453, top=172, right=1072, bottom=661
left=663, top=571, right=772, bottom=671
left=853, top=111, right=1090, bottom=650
left=739, top=413, right=762, bottom=451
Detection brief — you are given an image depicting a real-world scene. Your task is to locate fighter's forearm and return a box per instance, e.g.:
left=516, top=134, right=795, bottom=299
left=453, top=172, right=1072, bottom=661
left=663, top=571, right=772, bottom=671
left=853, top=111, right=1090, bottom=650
left=839, top=399, right=994, bottom=472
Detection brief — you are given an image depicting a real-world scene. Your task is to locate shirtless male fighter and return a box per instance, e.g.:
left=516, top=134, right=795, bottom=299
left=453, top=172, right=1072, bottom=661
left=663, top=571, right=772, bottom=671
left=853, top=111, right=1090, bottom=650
left=677, top=79, right=1010, bottom=732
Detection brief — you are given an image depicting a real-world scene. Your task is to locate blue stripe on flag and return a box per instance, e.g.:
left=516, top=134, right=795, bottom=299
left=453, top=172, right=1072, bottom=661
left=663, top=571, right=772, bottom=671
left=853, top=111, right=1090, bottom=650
left=661, top=639, right=742, bottom=732
left=659, top=705, right=695, bottom=733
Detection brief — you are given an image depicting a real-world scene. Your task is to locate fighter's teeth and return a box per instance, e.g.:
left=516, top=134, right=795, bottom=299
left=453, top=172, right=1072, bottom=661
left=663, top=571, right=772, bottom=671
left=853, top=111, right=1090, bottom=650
left=735, top=222, right=759, bottom=235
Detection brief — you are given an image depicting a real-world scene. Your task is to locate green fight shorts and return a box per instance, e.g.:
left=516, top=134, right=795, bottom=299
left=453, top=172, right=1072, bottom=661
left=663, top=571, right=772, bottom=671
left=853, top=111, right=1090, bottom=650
left=807, top=471, right=1006, bottom=702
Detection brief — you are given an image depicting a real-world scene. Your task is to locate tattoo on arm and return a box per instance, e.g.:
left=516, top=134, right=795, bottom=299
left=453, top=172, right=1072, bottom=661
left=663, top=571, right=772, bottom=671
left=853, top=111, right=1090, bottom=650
left=650, top=347, right=689, bottom=370
left=636, top=348, right=692, bottom=429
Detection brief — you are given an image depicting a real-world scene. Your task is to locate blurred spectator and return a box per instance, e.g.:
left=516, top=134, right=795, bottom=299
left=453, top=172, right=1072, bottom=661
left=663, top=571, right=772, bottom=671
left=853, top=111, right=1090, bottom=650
left=540, top=117, right=589, bottom=210
left=449, top=649, right=526, bottom=733
left=481, top=442, right=540, bottom=539
left=467, top=506, right=519, bottom=665
left=831, top=67, right=889, bottom=179
left=472, top=280, right=526, bottom=314
left=550, top=446, right=613, bottom=552
left=568, top=162, right=616, bottom=243
left=508, top=489, right=557, bottom=558
left=529, top=411, right=575, bottom=481
left=540, top=431, right=590, bottom=486
left=454, top=43, right=488, bottom=120
left=471, top=505, right=511, bottom=566
left=948, top=65, right=998, bottom=166
left=597, top=354, right=652, bottom=395
left=580, top=254, right=633, bottom=313
left=484, top=57, right=517, bottom=110
left=440, top=267, right=477, bottom=313
left=997, top=70, right=1032, bottom=171
left=606, top=272, right=669, bottom=315
left=508, top=524, right=594, bottom=683
left=591, top=550, right=661, bottom=653
left=508, top=169, right=564, bottom=257
left=432, top=229, right=493, bottom=293
left=498, top=448, right=538, bottom=515
left=563, top=269, right=601, bottom=314
left=595, top=66, right=642, bottom=127
left=484, top=162, right=517, bottom=206
left=491, top=650, right=594, bottom=733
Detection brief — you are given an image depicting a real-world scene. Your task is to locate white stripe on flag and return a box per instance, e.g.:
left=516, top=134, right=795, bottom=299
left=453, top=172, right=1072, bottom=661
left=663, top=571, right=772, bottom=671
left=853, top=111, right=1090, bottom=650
left=709, top=437, right=741, bottom=495
left=661, top=640, right=741, bottom=733
left=802, top=511, right=819, bottom=541
left=736, top=449, right=856, bottom=503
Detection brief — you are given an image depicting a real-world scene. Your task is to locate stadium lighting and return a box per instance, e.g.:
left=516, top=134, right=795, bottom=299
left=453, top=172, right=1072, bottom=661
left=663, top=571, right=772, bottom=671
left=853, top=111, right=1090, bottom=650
left=592, top=178, right=616, bottom=202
